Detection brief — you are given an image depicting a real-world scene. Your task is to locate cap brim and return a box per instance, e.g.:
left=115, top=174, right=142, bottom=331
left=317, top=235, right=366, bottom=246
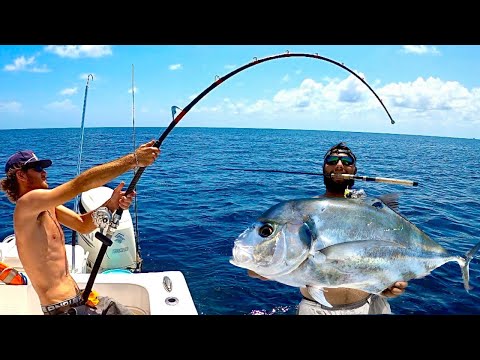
left=25, top=159, right=52, bottom=169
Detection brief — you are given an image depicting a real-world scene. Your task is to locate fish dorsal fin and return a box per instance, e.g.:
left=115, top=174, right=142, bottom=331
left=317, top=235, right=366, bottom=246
left=378, top=193, right=400, bottom=212
left=307, top=285, right=333, bottom=308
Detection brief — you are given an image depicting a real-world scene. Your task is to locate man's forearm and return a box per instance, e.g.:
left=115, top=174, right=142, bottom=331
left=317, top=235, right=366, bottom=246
left=71, top=153, right=136, bottom=194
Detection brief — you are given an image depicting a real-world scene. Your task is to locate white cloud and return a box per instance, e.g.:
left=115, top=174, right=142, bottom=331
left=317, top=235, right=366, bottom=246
left=44, top=99, right=76, bottom=111
left=189, top=73, right=480, bottom=137
left=169, top=64, right=182, bottom=71
left=401, top=45, right=440, bottom=55
left=128, top=87, right=139, bottom=94
left=45, top=46, right=112, bottom=58
left=30, top=66, right=50, bottom=73
left=60, top=87, right=78, bottom=96
left=0, top=101, right=22, bottom=112
left=273, top=78, right=321, bottom=110
left=336, top=73, right=369, bottom=103
left=3, top=56, right=50, bottom=72
left=379, top=76, right=471, bottom=111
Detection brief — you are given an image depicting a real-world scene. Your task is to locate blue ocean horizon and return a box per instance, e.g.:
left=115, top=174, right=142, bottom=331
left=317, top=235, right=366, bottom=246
left=1, top=127, right=479, bottom=315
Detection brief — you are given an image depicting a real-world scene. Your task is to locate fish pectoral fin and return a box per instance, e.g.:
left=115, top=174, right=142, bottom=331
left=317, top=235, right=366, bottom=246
left=307, top=285, right=333, bottom=308
left=303, top=216, right=319, bottom=241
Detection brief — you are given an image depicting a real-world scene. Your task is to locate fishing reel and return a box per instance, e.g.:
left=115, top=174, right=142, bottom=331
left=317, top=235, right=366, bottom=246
left=91, top=206, right=112, bottom=231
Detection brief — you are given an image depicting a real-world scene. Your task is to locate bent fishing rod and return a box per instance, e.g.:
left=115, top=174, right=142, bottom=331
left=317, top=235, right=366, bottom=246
left=127, top=51, right=395, bottom=197
left=82, top=51, right=396, bottom=302
left=220, top=167, right=419, bottom=187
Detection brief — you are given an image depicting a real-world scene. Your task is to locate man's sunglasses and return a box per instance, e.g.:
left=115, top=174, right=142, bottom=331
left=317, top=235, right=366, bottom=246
left=325, top=155, right=355, bottom=166
left=22, top=164, right=45, bottom=173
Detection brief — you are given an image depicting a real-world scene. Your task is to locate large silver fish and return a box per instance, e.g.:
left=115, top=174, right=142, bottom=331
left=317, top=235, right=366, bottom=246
left=230, top=196, right=480, bottom=308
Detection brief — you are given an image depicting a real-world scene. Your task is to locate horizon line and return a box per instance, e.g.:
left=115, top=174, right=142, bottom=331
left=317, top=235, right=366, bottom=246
left=0, top=125, right=477, bottom=141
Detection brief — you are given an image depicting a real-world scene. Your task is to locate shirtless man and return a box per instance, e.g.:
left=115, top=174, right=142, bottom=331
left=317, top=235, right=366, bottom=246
left=1, top=140, right=160, bottom=315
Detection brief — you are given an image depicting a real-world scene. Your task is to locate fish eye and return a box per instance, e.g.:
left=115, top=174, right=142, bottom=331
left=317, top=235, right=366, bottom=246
left=258, top=224, right=274, bottom=238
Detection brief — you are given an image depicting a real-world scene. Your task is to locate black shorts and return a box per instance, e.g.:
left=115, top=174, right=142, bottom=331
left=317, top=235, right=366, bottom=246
left=41, top=295, right=133, bottom=315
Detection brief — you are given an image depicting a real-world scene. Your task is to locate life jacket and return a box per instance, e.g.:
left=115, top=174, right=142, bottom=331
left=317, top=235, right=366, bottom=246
left=0, top=261, right=28, bottom=285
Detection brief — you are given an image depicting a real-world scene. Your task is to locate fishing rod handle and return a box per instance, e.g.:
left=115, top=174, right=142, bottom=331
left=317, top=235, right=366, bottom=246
left=82, top=238, right=111, bottom=303
left=342, top=174, right=418, bottom=186
left=114, top=167, right=147, bottom=219
left=372, top=177, right=418, bottom=186
left=125, top=167, right=146, bottom=194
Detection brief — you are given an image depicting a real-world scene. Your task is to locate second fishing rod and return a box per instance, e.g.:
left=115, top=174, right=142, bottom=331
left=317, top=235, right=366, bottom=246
left=220, top=167, right=419, bottom=187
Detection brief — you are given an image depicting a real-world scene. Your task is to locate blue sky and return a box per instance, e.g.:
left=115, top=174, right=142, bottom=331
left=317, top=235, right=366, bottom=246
left=0, top=45, right=479, bottom=139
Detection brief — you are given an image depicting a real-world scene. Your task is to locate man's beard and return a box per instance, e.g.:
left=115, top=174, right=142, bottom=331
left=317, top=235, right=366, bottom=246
left=27, top=177, right=48, bottom=190
left=323, top=174, right=355, bottom=193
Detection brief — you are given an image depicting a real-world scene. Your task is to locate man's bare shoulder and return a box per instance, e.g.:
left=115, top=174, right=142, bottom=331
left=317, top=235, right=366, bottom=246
left=16, top=188, right=51, bottom=205
left=14, top=189, right=51, bottom=218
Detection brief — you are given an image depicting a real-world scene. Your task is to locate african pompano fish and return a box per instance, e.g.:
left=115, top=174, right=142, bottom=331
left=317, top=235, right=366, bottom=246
left=230, top=195, right=480, bottom=308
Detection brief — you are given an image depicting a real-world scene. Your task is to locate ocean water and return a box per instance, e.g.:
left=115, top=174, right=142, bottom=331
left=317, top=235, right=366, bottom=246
left=1, top=127, right=479, bottom=315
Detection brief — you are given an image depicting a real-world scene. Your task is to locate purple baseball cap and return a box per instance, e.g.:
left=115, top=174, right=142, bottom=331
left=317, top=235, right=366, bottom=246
left=5, top=150, right=52, bottom=174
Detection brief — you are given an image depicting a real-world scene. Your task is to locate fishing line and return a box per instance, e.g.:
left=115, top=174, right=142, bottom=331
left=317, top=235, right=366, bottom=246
left=131, top=64, right=142, bottom=272
left=70, top=74, right=93, bottom=272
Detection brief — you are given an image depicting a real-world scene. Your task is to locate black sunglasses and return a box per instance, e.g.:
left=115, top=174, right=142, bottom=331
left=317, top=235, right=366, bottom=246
left=324, top=155, right=355, bottom=166
left=22, top=164, right=45, bottom=173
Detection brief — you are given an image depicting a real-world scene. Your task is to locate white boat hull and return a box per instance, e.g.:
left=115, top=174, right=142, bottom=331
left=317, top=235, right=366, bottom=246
left=0, top=271, right=197, bottom=315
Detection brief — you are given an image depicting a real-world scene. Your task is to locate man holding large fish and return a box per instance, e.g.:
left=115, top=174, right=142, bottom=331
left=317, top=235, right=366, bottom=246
left=232, top=141, right=480, bottom=315
left=233, top=142, right=409, bottom=314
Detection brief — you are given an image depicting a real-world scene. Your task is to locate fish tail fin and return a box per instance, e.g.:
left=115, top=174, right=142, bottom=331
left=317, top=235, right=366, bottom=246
left=460, top=240, right=480, bottom=292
